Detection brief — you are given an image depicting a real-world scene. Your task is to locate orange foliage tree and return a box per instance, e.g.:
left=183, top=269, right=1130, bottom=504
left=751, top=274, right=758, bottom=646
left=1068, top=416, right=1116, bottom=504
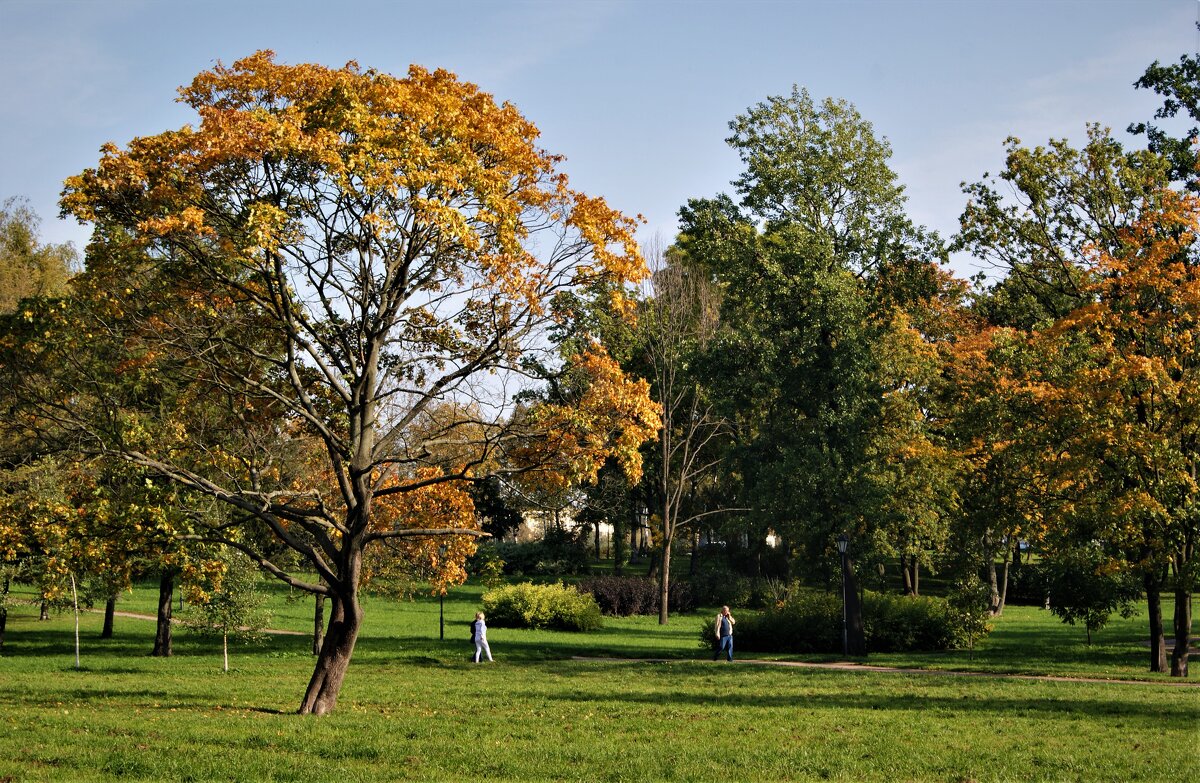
left=1030, top=189, right=1200, bottom=676
left=44, top=51, right=657, bottom=714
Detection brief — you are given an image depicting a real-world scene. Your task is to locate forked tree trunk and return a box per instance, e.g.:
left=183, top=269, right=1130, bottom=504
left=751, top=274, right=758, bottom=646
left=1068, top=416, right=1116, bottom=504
left=1146, top=576, right=1167, bottom=673
left=101, top=595, right=116, bottom=639
left=152, top=570, right=175, bottom=657
left=299, top=592, right=364, bottom=715
left=1171, top=588, right=1191, bottom=678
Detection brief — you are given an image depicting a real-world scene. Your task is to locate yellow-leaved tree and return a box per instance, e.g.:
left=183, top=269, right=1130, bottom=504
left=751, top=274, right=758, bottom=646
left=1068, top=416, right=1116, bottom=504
left=43, top=51, right=658, bottom=714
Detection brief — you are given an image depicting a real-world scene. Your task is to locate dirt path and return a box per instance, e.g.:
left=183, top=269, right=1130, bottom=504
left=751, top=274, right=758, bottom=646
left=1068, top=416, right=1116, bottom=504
left=96, top=609, right=306, bottom=636
left=571, top=656, right=1200, bottom=687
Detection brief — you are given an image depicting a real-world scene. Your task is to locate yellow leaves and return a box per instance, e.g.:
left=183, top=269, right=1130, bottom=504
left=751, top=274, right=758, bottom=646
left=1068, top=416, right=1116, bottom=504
left=512, top=345, right=660, bottom=491
left=365, top=467, right=479, bottom=594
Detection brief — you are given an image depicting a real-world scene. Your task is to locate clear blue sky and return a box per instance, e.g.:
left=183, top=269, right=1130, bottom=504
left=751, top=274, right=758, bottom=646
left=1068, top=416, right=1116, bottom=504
left=1, top=0, right=1194, bottom=278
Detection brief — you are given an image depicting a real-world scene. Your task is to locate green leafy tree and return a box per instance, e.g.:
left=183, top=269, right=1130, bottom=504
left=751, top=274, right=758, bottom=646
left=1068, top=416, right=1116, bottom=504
left=679, top=87, right=961, bottom=609
left=0, top=197, right=76, bottom=312
left=1041, top=543, right=1140, bottom=644
left=181, top=546, right=272, bottom=672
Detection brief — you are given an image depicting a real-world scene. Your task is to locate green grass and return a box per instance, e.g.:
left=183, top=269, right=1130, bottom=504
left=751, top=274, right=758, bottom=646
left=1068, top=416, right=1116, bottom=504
left=1, top=581, right=1197, bottom=782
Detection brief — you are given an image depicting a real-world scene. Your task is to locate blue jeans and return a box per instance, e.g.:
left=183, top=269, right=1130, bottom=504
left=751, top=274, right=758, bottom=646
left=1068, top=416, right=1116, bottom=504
left=714, top=635, right=733, bottom=662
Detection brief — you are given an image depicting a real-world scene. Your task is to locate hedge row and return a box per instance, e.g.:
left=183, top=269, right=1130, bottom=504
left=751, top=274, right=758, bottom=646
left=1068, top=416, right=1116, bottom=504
left=705, top=588, right=983, bottom=654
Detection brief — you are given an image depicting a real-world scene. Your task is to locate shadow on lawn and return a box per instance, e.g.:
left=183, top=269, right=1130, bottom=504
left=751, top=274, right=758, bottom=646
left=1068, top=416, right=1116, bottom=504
left=530, top=682, right=1198, bottom=724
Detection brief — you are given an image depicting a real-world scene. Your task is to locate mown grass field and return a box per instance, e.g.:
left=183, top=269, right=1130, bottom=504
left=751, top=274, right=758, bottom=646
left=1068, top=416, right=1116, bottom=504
left=1, top=579, right=1197, bottom=782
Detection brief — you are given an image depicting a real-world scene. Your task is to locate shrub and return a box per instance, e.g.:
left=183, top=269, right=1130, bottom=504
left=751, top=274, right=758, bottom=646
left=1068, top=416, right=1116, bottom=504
left=703, top=588, right=986, bottom=654
left=576, top=576, right=696, bottom=616
left=685, top=564, right=755, bottom=608
left=482, top=582, right=603, bottom=632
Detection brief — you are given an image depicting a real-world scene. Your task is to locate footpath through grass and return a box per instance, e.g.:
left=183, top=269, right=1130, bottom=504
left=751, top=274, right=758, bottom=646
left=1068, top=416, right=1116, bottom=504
left=0, top=580, right=1197, bottom=782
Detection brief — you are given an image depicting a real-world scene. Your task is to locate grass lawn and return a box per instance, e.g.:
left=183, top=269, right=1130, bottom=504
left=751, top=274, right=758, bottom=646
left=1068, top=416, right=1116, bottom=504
left=0, top=580, right=1197, bottom=782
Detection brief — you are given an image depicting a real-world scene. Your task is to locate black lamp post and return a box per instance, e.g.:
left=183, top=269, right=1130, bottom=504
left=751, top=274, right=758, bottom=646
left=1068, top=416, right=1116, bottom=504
left=438, top=543, right=447, bottom=641
left=837, top=534, right=849, bottom=657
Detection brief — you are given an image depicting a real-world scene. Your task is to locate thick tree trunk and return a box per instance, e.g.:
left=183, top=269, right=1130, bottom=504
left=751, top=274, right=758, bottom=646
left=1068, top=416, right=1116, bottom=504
left=299, top=592, right=364, bottom=715
left=101, top=595, right=116, bottom=639
left=1170, top=588, right=1191, bottom=678
left=987, top=558, right=1001, bottom=616
left=312, top=593, right=325, bottom=656
left=1146, top=576, right=1167, bottom=673
left=152, top=570, right=174, bottom=657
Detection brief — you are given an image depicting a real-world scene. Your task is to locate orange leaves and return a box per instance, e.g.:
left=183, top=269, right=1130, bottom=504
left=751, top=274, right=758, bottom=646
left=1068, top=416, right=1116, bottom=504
left=512, top=345, right=661, bottom=491
left=366, top=468, right=478, bottom=595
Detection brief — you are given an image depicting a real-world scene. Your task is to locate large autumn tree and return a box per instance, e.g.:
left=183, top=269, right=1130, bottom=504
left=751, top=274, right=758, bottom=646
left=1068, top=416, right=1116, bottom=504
left=37, top=51, right=657, bottom=714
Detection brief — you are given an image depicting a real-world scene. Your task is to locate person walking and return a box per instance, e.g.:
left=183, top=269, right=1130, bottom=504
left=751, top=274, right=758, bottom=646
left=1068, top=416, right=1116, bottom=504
left=472, top=611, right=493, bottom=663
left=713, top=605, right=735, bottom=662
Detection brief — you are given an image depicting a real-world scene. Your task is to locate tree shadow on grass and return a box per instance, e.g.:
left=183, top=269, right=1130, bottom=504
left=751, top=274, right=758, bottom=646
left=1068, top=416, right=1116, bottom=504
left=529, top=683, right=1199, bottom=725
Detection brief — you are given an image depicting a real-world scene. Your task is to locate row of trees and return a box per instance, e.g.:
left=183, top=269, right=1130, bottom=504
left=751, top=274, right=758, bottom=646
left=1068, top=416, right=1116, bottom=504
left=592, top=53, right=1197, bottom=680
left=0, top=47, right=1196, bottom=718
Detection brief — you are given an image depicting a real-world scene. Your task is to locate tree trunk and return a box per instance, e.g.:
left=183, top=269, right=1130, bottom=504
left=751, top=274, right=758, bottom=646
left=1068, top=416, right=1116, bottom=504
left=312, top=593, right=325, bottom=656
left=299, top=591, right=364, bottom=715
left=39, top=599, right=49, bottom=621
left=689, top=527, right=699, bottom=577
left=1, top=576, right=9, bottom=649
left=900, top=554, right=912, bottom=595
left=1170, top=587, right=1191, bottom=678
left=911, top=559, right=919, bottom=597
left=152, top=570, right=175, bottom=657
left=223, top=629, right=229, bottom=673
left=658, top=529, right=673, bottom=625
left=1146, top=575, right=1168, bottom=673
left=843, top=555, right=866, bottom=656
left=101, top=595, right=116, bottom=639
left=987, top=558, right=1001, bottom=616
left=996, top=553, right=1010, bottom=616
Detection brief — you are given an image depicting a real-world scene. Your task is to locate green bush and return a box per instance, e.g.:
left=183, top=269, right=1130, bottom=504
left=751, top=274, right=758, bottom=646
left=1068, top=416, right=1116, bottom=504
left=482, top=582, right=603, bottom=632
left=702, top=588, right=984, bottom=654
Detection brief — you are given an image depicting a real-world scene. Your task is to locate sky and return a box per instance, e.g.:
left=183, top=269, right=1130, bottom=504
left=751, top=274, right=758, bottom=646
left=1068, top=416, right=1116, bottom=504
left=1, top=0, right=1195, bottom=279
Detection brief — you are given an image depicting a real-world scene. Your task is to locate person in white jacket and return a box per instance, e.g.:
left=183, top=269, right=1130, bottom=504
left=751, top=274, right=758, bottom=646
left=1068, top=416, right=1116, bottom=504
left=713, top=605, right=735, bottom=662
left=472, top=611, right=493, bottom=663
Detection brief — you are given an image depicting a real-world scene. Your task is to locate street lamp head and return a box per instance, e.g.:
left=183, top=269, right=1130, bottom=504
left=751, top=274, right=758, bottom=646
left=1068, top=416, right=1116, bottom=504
left=837, top=534, right=848, bottom=555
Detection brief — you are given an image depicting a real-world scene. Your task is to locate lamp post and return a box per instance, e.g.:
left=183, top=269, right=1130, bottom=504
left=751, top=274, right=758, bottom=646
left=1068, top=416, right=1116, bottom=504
left=837, top=534, right=849, bottom=657
left=438, top=543, right=447, bottom=641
